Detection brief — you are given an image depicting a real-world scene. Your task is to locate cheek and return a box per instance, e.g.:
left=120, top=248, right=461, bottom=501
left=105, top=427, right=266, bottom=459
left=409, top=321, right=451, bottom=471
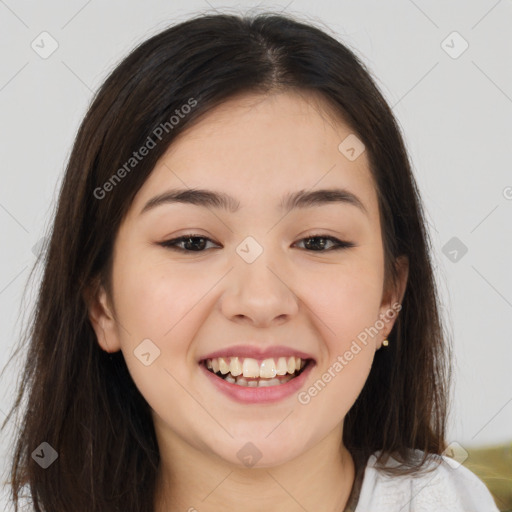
left=299, top=263, right=380, bottom=419
left=303, top=258, right=384, bottom=341
left=110, top=255, right=210, bottom=413
left=301, top=343, right=374, bottom=432
left=298, top=256, right=382, bottom=410
left=112, top=251, right=208, bottom=341
left=111, top=253, right=222, bottom=402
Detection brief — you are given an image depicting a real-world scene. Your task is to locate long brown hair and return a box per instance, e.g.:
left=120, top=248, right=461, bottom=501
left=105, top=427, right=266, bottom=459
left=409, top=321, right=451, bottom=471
left=1, top=10, right=452, bottom=511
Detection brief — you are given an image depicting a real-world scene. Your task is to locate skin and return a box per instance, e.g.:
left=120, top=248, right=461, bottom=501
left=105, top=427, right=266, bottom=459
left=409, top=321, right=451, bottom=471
left=88, top=90, right=408, bottom=512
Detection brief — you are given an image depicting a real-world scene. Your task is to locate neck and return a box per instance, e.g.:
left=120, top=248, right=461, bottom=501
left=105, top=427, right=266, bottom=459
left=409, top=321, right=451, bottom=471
left=153, top=425, right=355, bottom=512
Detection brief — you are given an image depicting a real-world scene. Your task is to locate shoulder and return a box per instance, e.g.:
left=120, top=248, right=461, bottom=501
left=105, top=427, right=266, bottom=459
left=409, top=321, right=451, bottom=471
left=355, top=448, right=500, bottom=512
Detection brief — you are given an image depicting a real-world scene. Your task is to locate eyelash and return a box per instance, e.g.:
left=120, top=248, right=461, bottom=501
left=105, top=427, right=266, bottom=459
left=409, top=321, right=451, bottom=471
left=159, top=233, right=355, bottom=253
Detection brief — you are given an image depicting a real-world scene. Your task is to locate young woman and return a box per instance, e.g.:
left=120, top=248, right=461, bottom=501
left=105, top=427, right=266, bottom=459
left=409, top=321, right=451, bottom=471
left=1, top=11, right=499, bottom=512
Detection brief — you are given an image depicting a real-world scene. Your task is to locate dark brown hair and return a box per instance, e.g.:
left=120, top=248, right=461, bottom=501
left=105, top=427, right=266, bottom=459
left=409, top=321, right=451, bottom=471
left=1, top=10, right=452, bottom=512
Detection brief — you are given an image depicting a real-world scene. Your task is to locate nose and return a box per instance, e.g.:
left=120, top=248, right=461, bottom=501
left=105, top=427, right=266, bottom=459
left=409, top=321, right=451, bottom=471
left=219, top=247, right=299, bottom=327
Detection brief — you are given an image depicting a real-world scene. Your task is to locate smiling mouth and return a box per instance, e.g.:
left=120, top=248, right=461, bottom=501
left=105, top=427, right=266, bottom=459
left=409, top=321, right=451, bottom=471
left=201, top=356, right=313, bottom=388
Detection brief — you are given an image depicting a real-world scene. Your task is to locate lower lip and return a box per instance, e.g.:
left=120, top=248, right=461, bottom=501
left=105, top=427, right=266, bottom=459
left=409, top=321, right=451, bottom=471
left=199, top=361, right=315, bottom=404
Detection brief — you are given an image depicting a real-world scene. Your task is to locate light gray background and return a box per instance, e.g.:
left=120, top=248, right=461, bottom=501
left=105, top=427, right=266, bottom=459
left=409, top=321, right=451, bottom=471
left=1, top=0, right=511, bottom=507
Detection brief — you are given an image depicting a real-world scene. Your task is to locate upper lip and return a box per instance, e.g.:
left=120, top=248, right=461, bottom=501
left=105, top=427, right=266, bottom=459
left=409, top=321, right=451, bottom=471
left=198, top=344, right=315, bottom=362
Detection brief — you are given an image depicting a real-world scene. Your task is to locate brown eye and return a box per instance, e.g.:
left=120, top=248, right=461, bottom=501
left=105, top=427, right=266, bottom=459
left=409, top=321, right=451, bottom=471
left=159, top=234, right=219, bottom=252
left=294, top=235, right=355, bottom=252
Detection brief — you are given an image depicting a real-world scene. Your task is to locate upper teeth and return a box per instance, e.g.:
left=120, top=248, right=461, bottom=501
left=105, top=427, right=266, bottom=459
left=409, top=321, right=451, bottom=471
left=206, top=356, right=305, bottom=379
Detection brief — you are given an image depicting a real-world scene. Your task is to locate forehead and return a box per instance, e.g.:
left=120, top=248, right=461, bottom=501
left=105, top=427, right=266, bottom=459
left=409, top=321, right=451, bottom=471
left=129, top=90, right=379, bottom=224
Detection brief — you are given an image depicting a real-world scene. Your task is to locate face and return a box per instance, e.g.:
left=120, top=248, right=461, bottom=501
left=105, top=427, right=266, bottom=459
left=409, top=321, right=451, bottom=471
left=89, top=90, right=408, bottom=468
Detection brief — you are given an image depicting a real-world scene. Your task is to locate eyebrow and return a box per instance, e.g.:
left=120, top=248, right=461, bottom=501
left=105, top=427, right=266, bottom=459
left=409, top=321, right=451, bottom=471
left=139, top=187, right=368, bottom=216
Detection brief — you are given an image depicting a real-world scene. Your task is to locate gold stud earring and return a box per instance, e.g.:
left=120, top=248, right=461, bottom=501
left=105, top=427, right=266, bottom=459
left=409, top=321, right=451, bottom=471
left=382, top=339, right=389, bottom=347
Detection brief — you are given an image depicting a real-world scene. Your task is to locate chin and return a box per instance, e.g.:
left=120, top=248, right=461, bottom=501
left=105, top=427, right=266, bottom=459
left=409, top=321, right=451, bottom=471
left=211, top=437, right=308, bottom=469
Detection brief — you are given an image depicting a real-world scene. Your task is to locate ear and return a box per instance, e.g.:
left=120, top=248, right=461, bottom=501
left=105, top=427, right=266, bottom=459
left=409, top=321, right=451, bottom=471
left=84, top=277, right=122, bottom=353
left=377, top=254, right=409, bottom=348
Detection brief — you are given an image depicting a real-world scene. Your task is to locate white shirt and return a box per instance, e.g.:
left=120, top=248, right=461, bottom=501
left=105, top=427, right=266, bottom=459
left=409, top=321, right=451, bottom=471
left=354, top=449, right=500, bottom=511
